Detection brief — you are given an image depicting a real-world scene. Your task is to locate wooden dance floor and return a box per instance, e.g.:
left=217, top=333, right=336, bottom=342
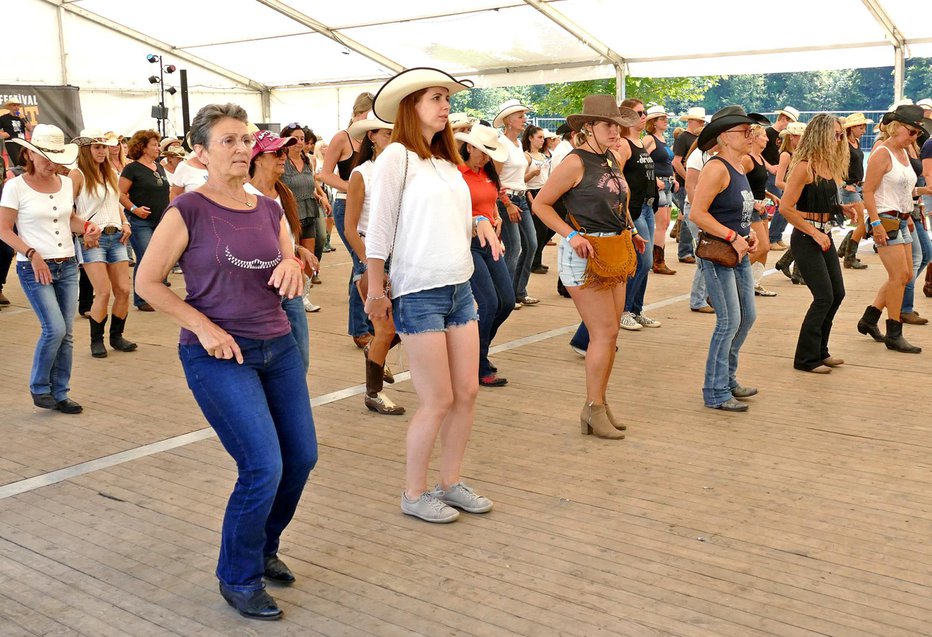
left=1, top=235, right=930, bottom=636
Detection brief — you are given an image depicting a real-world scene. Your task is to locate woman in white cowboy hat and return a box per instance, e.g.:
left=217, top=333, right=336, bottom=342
left=643, top=104, right=678, bottom=275
left=689, top=106, right=761, bottom=412
left=365, top=67, right=499, bottom=523
left=836, top=112, right=873, bottom=270
left=532, top=95, right=644, bottom=438
left=456, top=123, right=513, bottom=388
left=69, top=129, right=137, bottom=359
left=342, top=112, right=405, bottom=416
left=493, top=98, right=540, bottom=307
left=321, top=91, right=377, bottom=349
left=0, top=124, right=102, bottom=414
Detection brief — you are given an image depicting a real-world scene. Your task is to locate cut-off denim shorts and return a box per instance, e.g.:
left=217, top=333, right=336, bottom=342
left=392, top=281, right=478, bottom=335
left=557, top=232, right=618, bottom=288
left=879, top=213, right=912, bottom=247
left=80, top=231, right=129, bottom=264
left=838, top=184, right=863, bottom=204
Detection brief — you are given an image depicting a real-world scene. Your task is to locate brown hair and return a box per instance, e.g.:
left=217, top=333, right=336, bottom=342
left=390, top=88, right=462, bottom=163
left=247, top=157, right=301, bottom=241
left=76, top=145, right=118, bottom=196
left=126, top=130, right=160, bottom=160
left=20, top=149, right=36, bottom=174
left=619, top=98, right=644, bottom=137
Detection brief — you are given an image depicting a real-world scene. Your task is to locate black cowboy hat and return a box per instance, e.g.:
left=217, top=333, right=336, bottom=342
left=555, top=122, right=573, bottom=136
left=747, top=112, right=771, bottom=127
left=881, top=104, right=932, bottom=136
left=697, top=105, right=757, bottom=151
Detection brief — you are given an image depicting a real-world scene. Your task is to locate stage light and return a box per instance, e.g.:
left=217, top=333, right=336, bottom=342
left=164, top=65, right=177, bottom=74
left=166, top=87, right=177, bottom=95
left=147, top=54, right=160, bottom=63
left=148, top=75, right=160, bottom=84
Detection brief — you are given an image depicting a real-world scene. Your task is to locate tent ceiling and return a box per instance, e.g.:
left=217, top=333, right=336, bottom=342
left=33, top=0, right=932, bottom=91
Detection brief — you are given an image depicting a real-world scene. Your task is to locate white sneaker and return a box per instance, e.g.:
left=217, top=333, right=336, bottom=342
left=634, top=313, right=662, bottom=328
left=620, top=312, right=642, bottom=331
left=303, top=298, right=321, bottom=313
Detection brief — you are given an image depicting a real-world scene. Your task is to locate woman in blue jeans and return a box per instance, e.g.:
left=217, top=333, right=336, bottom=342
left=1, top=124, right=101, bottom=414
left=690, top=107, right=761, bottom=412
left=137, top=104, right=315, bottom=621
left=457, top=123, right=514, bottom=386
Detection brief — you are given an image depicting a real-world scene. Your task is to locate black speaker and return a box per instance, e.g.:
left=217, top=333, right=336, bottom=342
left=151, top=105, right=168, bottom=119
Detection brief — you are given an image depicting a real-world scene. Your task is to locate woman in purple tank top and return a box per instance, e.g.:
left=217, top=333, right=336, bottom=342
left=136, top=104, right=314, bottom=622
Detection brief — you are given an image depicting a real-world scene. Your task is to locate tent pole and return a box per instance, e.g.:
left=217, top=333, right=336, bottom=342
left=57, top=5, right=68, bottom=84
left=261, top=90, right=271, bottom=124
left=893, top=45, right=905, bottom=103
left=615, top=64, right=626, bottom=103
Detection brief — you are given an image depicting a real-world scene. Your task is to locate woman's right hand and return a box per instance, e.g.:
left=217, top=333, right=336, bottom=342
left=194, top=320, right=243, bottom=363
left=29, top=252, right=52, bottom=285
left=811, top=230, right=831, bottom=252
left=507, top=204, right=521, bottom=223
left=732, top=234, right=750, bottom=258
left=365, top=295, right=391, bottom=321
left=569, top=234, right=593, bottom=258
left=871, top=223, right=887, bottom=247
left=133, top=206, right=151, bottom=220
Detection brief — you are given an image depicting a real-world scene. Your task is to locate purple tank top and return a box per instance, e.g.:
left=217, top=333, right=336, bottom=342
left=175, top=191, right=291, bottom=344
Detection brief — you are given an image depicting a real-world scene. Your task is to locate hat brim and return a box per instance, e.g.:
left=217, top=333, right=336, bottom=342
left=843, top=118, right=874, bottom=129
left=776, top=110, right=800, bottom=122
left=493, top=104, right=530, bottom=129
left=747, top=113, right=772, bottom=126
left=566, top=111, right=640, bottom=131
left=681, top=114, right=706, bottom=122
left=9, top=138, right=79, bottom=165
left=697, top=115, right=757, bottom=151
left=372, top=67, right=472, bottom=124
left=454, top=132, right=509, bottom=163
left=72, top=136, right=119, bottom=147
left=347, top=118, right=393, bottom=141
left=882, top=111, right=932, bottom=135
left=645, top=111, right=674, bottom=121
left=250, top=135, right=297, bottom=161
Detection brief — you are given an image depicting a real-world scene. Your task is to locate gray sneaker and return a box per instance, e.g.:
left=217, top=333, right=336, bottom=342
left=401, top=492, right=459, bottom=523
left=430, top=482, right=493, bottom=514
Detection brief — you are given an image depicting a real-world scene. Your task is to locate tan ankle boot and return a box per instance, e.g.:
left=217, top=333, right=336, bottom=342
left=580, top=401, right=625, bottom=439
left=603, top=402, right=627, bottom=431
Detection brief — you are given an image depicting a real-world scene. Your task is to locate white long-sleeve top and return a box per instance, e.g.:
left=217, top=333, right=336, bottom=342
left=365, top=142, right=473, bottom=299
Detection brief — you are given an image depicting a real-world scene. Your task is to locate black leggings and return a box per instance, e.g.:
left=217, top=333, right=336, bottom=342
left=791, top=228, right=845, bottom=370
left=0, top=239, right=13, bottom=292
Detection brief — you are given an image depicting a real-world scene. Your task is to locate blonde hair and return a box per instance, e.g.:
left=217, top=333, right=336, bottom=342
left=347, top=91, right=374, bottom=127
left=749, top=124, right=766, bottom=138
left=788, top=113, right=849, bottom=182
left=778, top=132, right=799, bottom=154
left=76, top=145, right=118, bottom=196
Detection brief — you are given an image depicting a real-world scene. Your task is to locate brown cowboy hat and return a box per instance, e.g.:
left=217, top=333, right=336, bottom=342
left=566, top=95, right=640, bottom=131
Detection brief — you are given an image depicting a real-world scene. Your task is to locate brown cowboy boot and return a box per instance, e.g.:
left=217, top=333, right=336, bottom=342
left=651, top=244, right=676, bottom=275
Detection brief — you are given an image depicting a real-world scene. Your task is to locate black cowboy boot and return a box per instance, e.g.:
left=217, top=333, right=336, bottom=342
left=89, top=316, right=107, bottom=358
left=857, top=305, right=885, bottom=342
left=884, top=319, right=921, bottom=353
left=109, top=314, right=138, bottom=352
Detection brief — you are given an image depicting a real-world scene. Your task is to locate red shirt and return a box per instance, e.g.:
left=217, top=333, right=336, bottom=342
left=458, top=164, right=499, bottom=220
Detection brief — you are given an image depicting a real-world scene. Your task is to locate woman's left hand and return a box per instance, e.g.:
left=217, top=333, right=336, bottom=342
left=672, top=181, right=680, bottom=193
left=321, top=198, right=332, bottom=215
left=268, top=257, right=304, bottom=298
left=296, top=245, right=319, bottom=276
left=747, top=230, right=759, bottom=253
left=633, top=234, right=648, bottom=254
left=840, top=203, right=858, bottom=222
left=477, top=219, right=504, bottom=260
left=494, top=216, right=503, bottom=237
left=120, top=223, right=132, bottom=245
left=656, top=178, right=664, bottom=191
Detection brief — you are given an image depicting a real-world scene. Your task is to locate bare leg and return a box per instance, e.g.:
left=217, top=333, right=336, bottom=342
left=567, top=285, right=620, bottom=403
left=437, top=323, right=480, bottom=490
left=83, top=263, right=112, bottom=322
left=106, top=261, right=131, bottom=318
left=874, top=243, right=913, bottom=320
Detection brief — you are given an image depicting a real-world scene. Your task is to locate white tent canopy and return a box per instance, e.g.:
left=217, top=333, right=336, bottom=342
left=6, top=0, right=931, bottom=139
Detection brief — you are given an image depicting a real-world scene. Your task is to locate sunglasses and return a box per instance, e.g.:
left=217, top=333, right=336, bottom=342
left=905, top=126, right=921, bottom=137
left=263, top=148, right=288, bottom=157
left=283, top=122, right=302, bottom=130
left=635, top=110, right=646, bottom=116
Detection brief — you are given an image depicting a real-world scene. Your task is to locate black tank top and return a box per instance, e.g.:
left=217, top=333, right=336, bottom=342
left=747, top=155, right=768, bottom=200
left=562, top=149, right=629, bottom=234
left=336, top=130, right=358, bottom=181
left=797, top=177, right=839, bottom=215
left=623, top=138, right=657, bottom=219
left=706, top=156, right=754, bottom=236
left=846, top=142, right=864, bottom=185
left=649, top=135, right=674, bottom=177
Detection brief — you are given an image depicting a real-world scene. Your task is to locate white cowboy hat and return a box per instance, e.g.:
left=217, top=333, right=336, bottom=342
left=454, top=123, right=509, bottom=163
left=372, top=67, right=472, bottom=124
left=159, top=137, right=181, bottom=152
left=493, top=99, right=530, bottom=128
left=779, top=121, right=807, bottom=137
left=680, top=106, right=706, bottom=122
left=71, top=127, right=119, bottom=147
left=843, top=112, right=874, bottom=129
left=448, top=112, right=475, bottom=131
left=645, top=105, right=674, bottom=120
left=347, top=111, right=393, bottom=141
left=775, top=106, right=800, bottom=122
left=543, top=129, right=559, bottom=139
left=9, top=123, right=78, bottom=165
left=915, top=98, right=932, bottom=111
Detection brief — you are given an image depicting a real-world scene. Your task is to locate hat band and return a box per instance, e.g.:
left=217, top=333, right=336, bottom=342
left=34, top=144, right=66, bottom=154
left=483, top=144, right=496, bottom=151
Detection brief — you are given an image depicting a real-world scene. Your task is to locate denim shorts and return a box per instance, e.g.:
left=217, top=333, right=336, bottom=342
left=750, top=201, right=764, bottom=224
left=81, top=231, right=128, bottom=264
left=658, top=178, right=674, bottom=208
left=880, top=214, right=912, bottom=247
left=839, top=185, right=863, bottom=204
left=392, top=282, right=478, bottom=335
left=557, top=231, right=618, bottom=287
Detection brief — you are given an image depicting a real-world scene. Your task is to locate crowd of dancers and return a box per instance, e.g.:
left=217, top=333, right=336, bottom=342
left=1, top=76, right=931, bottom=620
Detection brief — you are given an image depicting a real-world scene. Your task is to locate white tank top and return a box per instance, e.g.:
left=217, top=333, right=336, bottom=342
left=75, top=171, right=123, bottom=227
left=873, top=146, right=917, bottom=213
left=525, top=154, right=550, bottom=190
left=498, top=134, right=528, bottom=191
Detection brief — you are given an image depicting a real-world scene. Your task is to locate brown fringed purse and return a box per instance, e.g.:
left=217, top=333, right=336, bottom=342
left=567, top=212, right=638, bottom=289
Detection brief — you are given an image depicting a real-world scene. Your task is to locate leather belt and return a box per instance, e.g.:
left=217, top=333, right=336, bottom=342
left=505, top=189, right=526, bottom=198
left=45, top=257, right=75, bottom=264
left=880, top=211, right=911, bottom=220
left=101, top=226, right=122, bottom=235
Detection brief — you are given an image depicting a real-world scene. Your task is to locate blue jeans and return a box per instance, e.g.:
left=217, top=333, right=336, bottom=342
left=625, top=203, right=655, bottom=314
left=332, top=198, right=372, bottom=338
left=903, top=220, right=932, bottom=314
left=281, top=295, right=310, bottom=371
left=699, top=255, right=756, bottom=406
left=499, top=197, right=538, bottom=300
left=179, top=334, right=318, bottom=592
left=685, top=205, right=710, bottom=309
left=766, top=174, right=787, bottom=243
left=128, top=218, right=155, bottom=308
left=17, top=258, right=79, bottom=400
left=469, top=237, right=514, bottom=377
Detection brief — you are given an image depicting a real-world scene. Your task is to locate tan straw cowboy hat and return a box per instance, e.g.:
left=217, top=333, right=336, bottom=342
left=843, top=112, right=874, bottom=129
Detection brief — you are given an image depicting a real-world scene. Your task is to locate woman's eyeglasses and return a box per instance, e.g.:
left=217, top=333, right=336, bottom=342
left=264, top=148, right=288, bottom=157
left=723, top=127, right=753, bottom=139
left=214, top=135, right=256, bottom=150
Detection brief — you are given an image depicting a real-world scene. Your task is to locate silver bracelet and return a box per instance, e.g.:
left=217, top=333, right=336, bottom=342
left=367, top=293, right=386, bottom=301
